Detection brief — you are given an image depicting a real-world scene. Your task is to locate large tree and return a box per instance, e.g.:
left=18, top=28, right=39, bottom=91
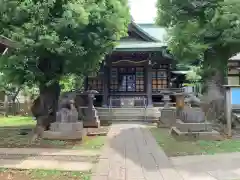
left=156, top=0, right=240, bottom=84
left=0, top=0, right=130, bottom=128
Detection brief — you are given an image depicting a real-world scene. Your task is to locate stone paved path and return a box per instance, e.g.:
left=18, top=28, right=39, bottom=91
left=0, top=148, right=99, bottom=156
left=171, top=152, right=240, bottom=180
left=91, top=122, right=183, bottom=180
left=0, top=148, right=98, bottom=171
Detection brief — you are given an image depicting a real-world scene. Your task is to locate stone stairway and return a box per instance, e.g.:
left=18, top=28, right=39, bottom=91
left=96, top=107, right=161, bottom=122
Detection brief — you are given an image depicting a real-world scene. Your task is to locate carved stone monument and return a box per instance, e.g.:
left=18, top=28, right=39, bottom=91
left=83, top=90, right=100, bottom=128
left=43, top=94, right=84, bottom=140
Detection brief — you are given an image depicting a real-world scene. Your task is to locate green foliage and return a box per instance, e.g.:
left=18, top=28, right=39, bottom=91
left=0, top=0, right=130, bottom=86
left=60, top=74, right=84, bottom=92
left=156, top=0, right=240, bottom=80
left=186, top=66, right=202, bottom=83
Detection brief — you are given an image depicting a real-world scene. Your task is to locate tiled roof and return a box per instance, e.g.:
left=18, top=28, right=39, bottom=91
left=230, top=53, right=240, bottom=61
left=129, top=0, right=167, bottom=43
left=138, top=24, right=167, bottom=43
left=115, top=41, right=164, bottom=51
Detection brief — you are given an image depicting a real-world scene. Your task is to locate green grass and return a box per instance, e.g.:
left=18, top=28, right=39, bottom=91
left=0, top=116, right=35, bottom=127
left=0, top=116, right=107, bottom=150
left=77, top=136, right=106, bottom=150
left=150, top=127, right=240, bottom=157
left=0, top=168, right=91, bottom=180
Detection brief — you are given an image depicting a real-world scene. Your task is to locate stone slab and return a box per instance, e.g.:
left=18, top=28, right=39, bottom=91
left=83, top=120, right=100, bottom=128
left=0, top=148, right=99, bottom=156
left=159, top=108, right=177, bottom=127
left=175, top=119, right=212, bottom=132
left=50, top=122, right=83, bottom=132
left=157, top=121, right=170, bottom=128
left=0, top=159, right=92, bottom=172
left=180, top=107, right=205, bottom=123
left=42, top=131, right=83, bottom=140
left=92, top=123, right=183, bottom=180
left=171, top=127, right=222, bottom=140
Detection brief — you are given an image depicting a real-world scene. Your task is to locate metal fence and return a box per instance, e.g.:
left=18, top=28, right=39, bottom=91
left=108, top=96, right=148, bottom=121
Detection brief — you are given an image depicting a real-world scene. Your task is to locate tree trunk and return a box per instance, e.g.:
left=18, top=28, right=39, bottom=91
left=3, top=94, right=8, bottom=117
left=11, top=87, right=21, bottom=115
left=202, top=50, right=228, bottom=124
left=202, top=49, right=228, bottom=91
left=31, top=81, right=61, bottom=140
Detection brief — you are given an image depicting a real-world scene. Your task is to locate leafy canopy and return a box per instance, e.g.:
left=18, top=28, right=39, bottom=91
left=156, top=0, right=240, bottom=71
left=0, top=0, right=130, bottom=86
left=60, top=74, right=84, bottom=92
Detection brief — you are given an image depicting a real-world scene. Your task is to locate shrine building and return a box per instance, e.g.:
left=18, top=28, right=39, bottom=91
left=84, top=20, right=184, bottom=107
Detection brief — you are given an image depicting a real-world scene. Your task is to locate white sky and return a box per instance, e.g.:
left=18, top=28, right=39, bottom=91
left=129, top=0, right=157, bottom=24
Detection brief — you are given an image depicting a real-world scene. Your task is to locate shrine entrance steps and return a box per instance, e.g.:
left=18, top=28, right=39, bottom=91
left=96, top=107, right=161, bottom=122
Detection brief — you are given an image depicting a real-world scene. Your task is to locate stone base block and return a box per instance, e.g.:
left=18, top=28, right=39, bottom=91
left=157, top=121, right=170, bottom=128
left=159, top=108, right=177, bottom=128
left=83, top=120, right=100, bottom=128
left=170, top=127, right=222, bottom=141
left=43, top=122, right=83, bottom=140
left=42, top=131, right=83, bottom=140
left=176, top=119, right=212, bottom=132
left=50, top=122, right=83, bottom=132
left=100, top=120, right=112, bottom=126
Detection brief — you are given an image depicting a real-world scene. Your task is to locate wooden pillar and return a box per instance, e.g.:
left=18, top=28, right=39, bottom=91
left=102, top=65, right=109, bottom=107
left=167, top=64, right=171, bottom=88
left=146, top=62, right=153, bottom=107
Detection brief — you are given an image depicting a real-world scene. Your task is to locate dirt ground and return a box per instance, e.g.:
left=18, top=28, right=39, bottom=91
left=0, top=125, right=109, bottom=150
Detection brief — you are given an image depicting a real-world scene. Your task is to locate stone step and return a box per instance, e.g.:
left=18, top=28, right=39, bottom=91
left=99, top=117, right=159, bottom=122
left=0, top=154, right=97, bottom=162
left=0, top=159, right=92, bottom=172
left=98, top=113, right=160, bottom=117
left=97, top=108, right=160, bottom=113
left=98, top=115, right=160, bottom=119
left=98, top=111, right=148, bottom=115
left=100, top=119, right=156, bottom=122
left=98, top=109, right=160, bottom=112
left=0, top=148, right=99, bottom=157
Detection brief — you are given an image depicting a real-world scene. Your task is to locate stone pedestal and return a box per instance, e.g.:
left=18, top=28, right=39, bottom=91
left=162, top=94, right=171, bottom=107
left=180, top=107, right=205, bottom=123
left=43, top=122, right=83, bottom=140
left=83, top=107, right=100, bottom=128
left=171, top=127, right=221, bottom=140
left=175, top=119, right=212, bottom=132
left=175, top=93, right=185, bottom=119
left=82, top=91, right=100, bottom=128
left=158, top=108, right=176, bottom=128
left=170, top=107, right=221, bottom=140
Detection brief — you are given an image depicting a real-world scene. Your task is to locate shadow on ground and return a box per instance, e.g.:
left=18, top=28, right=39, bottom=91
left=108, top=122, right=174, bottom=170
left=107, top=122, right=240, bottom=179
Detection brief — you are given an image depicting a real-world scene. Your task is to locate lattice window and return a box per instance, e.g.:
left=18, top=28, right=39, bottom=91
left=152, top=66, right=168, bottom=92
left=136, top=67, right=145, bottom=92
left=88, top=78, right=103, bottom=92
left=110, top=68, right=118, bottom=92
left=110, top=67, right=145, bottom=92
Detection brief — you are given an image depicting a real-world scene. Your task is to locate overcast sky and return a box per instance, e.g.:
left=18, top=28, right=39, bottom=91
left=129, top=0, right=157, bottom=24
